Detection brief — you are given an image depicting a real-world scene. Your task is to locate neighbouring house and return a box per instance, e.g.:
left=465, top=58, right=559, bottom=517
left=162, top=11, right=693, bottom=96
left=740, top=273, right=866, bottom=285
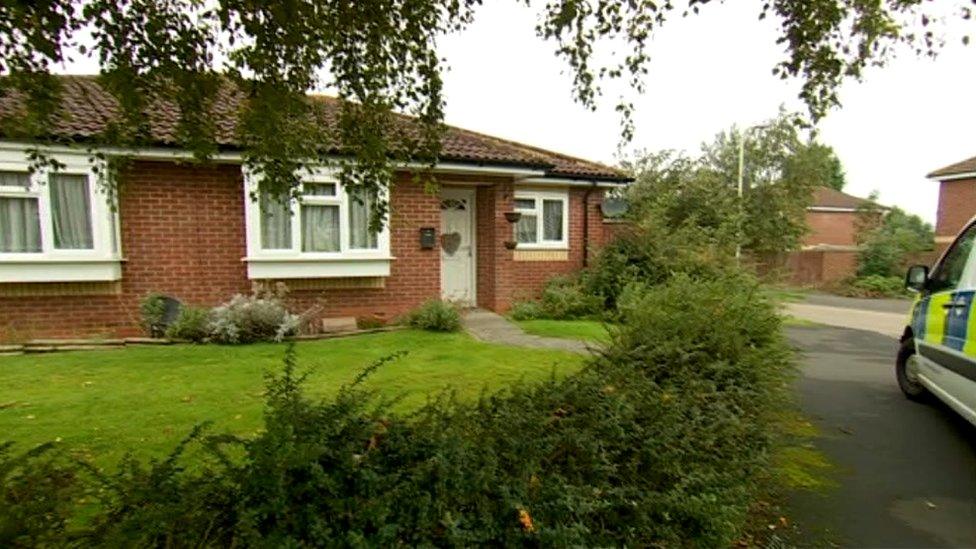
left=774, top=186, right=883, bottom=286
left=803, top=186, right=880, bottom=249
left=928, top=154, right=976, bottom=254
left=0, top=76, right=629, bottom=340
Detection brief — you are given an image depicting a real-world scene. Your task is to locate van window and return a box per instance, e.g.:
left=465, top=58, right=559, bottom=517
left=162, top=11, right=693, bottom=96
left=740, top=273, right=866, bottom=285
left=929, top=223, right=976, bottom=293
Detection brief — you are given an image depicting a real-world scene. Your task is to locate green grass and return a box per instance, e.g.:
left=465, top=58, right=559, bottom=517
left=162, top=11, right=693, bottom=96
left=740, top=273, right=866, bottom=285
left=515, top=319, right=610, bottom=342
left=762, top=286, right=809, bottom=304
left=0, top=330, right=583, bottom=467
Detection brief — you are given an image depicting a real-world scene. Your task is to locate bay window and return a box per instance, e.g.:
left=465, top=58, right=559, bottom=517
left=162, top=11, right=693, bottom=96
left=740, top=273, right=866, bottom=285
left=513, top=190, right=568, bottom=248
left=244, top=169, right=391, bottom=279
left=0, top=151, right=121, bottom=283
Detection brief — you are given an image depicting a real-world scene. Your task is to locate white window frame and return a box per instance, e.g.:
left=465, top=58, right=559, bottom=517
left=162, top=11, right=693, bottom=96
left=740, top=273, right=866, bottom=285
left=242, top=167, right=393, bottom=279
left=0, top=149, right=122, bottom=283
left=513, top=189, right=569, bottom=249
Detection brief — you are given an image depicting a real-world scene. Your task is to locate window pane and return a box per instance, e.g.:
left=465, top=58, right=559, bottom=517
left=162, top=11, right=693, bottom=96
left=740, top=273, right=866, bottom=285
left=516, top=214, right=538, bottom=244
left=348, top=191, right=378, bottom=249
left=0, top=196, right=42, bottom=252
left=49, top=173, right=94, bottom=249
left=302, top=204, right=340, bottom=252
left=304, top=183, right=336, bottom=196
left=543, top=199, right=563, bottom=241
left=514, top=198, right=535, bottom=210
left=260, top=192, right=292, bottom=249
left=0, top=171, right=30, bottom=189
left=929, top=224, right=976, bottom=292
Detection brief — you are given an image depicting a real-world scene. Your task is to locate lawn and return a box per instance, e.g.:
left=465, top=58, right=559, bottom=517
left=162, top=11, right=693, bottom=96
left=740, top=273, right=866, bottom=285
left=0, top=330, right=583, bottom=467
left=516, top=319, right=610, bottom=342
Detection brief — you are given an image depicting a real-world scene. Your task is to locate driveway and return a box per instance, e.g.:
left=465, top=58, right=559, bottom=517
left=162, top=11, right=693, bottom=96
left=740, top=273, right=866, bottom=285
left=785, top=293, right=913, bottom=339
left=788, top=324, right=976, bottom=547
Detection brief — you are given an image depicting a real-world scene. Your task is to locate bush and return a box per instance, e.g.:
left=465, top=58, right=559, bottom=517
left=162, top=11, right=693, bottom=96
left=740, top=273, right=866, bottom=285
left=841, top=275, right=907, bottom=298
left=537, top=276, right=602, bottom=320
left=509, top=300, right=544, bottom=320
left=0, top=271, right=793, bottom=546
left=405, top=299, right=461, bottom=332
left=139, top=293, right=169, bottom=338
left=209, top=293, right=299, bottom=344
left=164, top=306, right=211, bottom=342
left=0, top=443, right=82, bottom=547
left=582, top=225, right=735, bottom=311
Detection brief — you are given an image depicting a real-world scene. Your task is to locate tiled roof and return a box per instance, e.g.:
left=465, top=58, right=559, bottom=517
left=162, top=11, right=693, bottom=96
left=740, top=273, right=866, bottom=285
left=809, top=186, right=880, bottom=210
left=928, top=155, right=976, bottom=179
left=0, top=75, right=629, bottom=181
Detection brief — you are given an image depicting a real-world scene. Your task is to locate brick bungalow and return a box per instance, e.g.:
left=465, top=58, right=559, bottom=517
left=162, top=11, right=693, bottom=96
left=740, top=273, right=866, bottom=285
left=0, top=76, right=629, bottom=339
left=928, top=154, right=976, bottom=254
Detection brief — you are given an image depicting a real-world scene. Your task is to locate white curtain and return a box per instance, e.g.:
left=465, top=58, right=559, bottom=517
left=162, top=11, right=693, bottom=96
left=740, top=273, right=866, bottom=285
left=49, top=173, right=94, bottom=249
left=542, top=199, right=563, bottom=241
left=0, top=196, right=41, bottom=252
left=348, top=191, right=378, bottom=249
left=260, top=192, right=292, bottom=249
left=302, top=204, right=340, bottom=252
left=516, top=214, right=537, bottom=244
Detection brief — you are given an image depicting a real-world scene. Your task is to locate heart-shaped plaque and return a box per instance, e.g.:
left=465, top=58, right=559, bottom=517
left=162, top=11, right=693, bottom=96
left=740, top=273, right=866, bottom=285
left=440, top=232, right=462, bottom=255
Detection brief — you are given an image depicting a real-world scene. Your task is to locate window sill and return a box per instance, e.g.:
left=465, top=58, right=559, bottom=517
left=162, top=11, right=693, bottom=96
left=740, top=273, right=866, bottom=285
left=512, top=245, right=569, bottom=251
left=0, top=257, right=124, bottom=283
left=243, top=255, right=394, bottom=280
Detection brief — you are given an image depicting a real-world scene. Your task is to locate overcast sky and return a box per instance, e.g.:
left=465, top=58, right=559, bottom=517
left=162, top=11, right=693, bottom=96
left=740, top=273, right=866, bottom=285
left=437, top=2, right=976, bottom=223
left=56, top=2, right=974, bottom=222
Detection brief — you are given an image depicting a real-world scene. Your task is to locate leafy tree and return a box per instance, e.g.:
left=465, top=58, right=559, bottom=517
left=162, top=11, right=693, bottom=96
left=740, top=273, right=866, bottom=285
left=624, top=110, right=846, bottom=258
left=801, top=142, right=846, bottom=191
left=856, top=200, right=935, bottom=278
left=0, top=0, right=969, bottom=224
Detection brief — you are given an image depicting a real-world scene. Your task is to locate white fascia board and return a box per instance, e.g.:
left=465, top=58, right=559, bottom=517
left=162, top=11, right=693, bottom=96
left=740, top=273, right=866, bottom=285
left=517, top=177, right=627, bottom=188
left=806, top=206, right=860, bottom=213
left=928, top=171, right=976, bottom=182
left=0, top=141, right=549, bottom=178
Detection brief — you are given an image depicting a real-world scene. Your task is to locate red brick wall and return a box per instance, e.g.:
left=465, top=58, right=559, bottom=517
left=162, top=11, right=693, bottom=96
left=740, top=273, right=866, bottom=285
left=0, top=161, right=608, bottom=340
left=478, top=186, right=605, bottom=312
left=1, top=161, right=249, bottom=339
left=0, top=163, right=442, bottom=339
left=803, top=210, right=860, bottom=247
left=935, top=178, right=976, bottom=253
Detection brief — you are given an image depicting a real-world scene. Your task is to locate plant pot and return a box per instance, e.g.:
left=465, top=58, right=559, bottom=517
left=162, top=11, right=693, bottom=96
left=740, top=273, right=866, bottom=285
left=504, top=240, right=518, bottom=250
left=504, top=211, right=522, bottom=223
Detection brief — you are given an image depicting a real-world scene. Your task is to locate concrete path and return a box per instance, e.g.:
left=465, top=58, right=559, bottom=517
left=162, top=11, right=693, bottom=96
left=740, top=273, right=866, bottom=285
left=787, top=325, right=976, bottom=547
left=785, top=301, right=908, bottom=339
left=461, top=309, right=590, bottom=354
left=803, top=291, right=913, bottom=314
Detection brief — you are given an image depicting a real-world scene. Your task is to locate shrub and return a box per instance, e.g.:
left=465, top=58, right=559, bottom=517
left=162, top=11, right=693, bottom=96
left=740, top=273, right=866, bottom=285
left=509, top=300, right=544, bottom=320
left=139, top=293, right=169, bottom=338
left=0, top=443, right=81, bottom=547
left=164, top=306, right=211, bottom=342
left=857, top=206, right=933, bottom=277
left=841, top=275, right=906, bottom=298
left=537, top=276, right=602, bottom=319
left=405, top=299, right=461, bottom=332
left=209, top=293, right=299, bottom=344
left=582, top=225, right=735, bottom=311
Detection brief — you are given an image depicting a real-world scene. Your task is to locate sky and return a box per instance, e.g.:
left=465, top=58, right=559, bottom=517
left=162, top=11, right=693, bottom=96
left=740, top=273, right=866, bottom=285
left=436, top=2, right=976, bottom=223
left=54, top=2, right=975, bottom=223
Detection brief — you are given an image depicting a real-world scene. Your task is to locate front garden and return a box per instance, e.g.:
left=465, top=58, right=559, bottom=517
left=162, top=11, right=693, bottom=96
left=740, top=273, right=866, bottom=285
left=0, top=330, right=582, bottom=468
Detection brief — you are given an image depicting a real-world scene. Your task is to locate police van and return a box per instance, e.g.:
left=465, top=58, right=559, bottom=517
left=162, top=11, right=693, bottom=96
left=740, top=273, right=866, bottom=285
left=898, top=218, right=976, bottom=426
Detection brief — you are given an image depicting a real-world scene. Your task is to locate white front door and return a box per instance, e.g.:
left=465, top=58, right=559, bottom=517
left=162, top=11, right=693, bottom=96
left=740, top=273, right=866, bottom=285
left=440, top=187, right=476, bottom=305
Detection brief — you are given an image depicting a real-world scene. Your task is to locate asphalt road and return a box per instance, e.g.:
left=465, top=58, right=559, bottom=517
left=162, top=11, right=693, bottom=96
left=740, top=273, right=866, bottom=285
left=787, top=325, right=976, bottom=547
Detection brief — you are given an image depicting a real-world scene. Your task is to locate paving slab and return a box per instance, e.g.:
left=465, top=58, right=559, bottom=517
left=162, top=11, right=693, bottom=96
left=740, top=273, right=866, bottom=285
left=461, top=309, right=591, bottom=354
